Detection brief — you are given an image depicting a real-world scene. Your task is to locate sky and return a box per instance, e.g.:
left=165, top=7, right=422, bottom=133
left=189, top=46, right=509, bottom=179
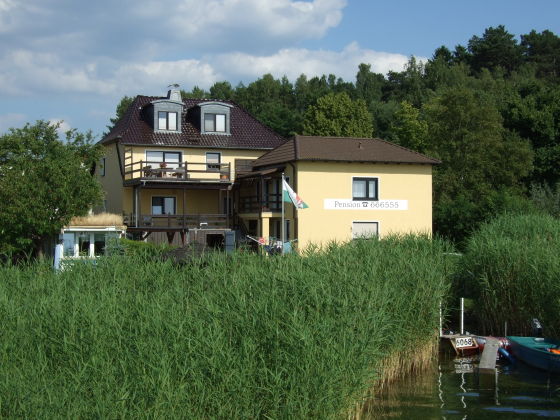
left=0, top=0, right=559, bottom=138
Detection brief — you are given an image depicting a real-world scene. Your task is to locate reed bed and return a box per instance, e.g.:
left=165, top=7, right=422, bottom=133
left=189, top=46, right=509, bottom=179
left=459, top=213, right=560, bottom=336
left=0, top=235, right=452, bottom=418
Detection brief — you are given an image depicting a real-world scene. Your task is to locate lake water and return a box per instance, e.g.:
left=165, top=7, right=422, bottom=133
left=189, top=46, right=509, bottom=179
left=365, top=349, right=560, bottom=419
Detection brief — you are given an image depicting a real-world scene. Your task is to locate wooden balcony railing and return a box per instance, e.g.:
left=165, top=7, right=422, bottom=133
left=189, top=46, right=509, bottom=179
left=239, top=194, right=282, bottom=213
left=124, top=161, right=231, bottom=182
left=125, top=213, right=229, bottom=229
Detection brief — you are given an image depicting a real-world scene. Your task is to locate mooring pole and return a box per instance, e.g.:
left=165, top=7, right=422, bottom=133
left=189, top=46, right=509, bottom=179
left=439, top=301, right=443, bottom=337
left=460, top=297, right=465, bottom=335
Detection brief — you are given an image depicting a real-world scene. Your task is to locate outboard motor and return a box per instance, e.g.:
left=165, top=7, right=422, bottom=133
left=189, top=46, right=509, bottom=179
left=532, top=318, right=543, bottom=337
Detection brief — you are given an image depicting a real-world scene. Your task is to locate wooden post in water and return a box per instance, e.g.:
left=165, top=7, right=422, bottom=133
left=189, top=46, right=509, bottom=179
left=460, top=297, right=464, bottom=335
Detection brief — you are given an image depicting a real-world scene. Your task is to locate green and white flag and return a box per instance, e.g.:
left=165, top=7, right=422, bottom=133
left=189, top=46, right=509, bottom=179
left=282, top=178, right=309, bottom=209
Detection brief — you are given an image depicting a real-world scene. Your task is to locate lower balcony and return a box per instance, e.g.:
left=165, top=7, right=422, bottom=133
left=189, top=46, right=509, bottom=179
left=239, top=194, right=282, bottom=213
left=124, top=213, right=229, bottom=230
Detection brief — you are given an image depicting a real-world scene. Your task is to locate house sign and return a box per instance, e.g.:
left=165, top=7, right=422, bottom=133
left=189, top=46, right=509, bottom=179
left=324, top=199, right=408, bottom=210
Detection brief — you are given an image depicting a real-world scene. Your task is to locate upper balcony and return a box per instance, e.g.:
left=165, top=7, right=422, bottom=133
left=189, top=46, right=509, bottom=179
left=123, top=160, right=232, bottom=184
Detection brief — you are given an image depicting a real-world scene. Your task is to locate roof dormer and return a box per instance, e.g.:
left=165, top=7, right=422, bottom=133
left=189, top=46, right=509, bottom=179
left=198, top=101, right=232, bottom=135
left=151, top=85, right=183, bottom=133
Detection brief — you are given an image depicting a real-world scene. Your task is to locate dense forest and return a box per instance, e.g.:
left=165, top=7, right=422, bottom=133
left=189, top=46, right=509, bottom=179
left=110, top=26, right=560, bottom=245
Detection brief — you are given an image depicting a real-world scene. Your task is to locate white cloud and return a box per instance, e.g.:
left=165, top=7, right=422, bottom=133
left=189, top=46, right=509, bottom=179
left=1, top=0, right=346, bottom=58
left=165, top=0, right=346, bottom=50
left=210, top=42, right=420, bottom=83
left=0, top=50, right=115, bottom=96
left=0, top=0, right=351, bottom=98
left=48, top=119, right=72, bottom=136
left=0, top=42, right=422, bottom=100
left=114, top=59, right=219, bottom=94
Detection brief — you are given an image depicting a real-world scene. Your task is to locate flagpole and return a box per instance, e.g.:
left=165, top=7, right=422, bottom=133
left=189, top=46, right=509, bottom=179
left=281, top=172, right=285, bottom=255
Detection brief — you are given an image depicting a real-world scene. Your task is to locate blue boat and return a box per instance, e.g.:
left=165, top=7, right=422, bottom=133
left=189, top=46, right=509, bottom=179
left=507, top=336, right=560, bottom=374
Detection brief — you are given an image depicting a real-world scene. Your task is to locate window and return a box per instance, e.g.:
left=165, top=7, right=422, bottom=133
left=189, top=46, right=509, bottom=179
left=352, top=177, right=378, bottom=201
left=94, top=233, right=106, bottom=257
left=100, top=157, right=106, bottom=176
left=204, top=113, right=226, bottom=132
left=78, top=233, right=91, bottom=256
left=352, top=222, right=379, bottom=239
left=62, top=232, right=120, bottom=258
left=206, top=152, right=221, bottom=171
left=146, top=151, right=181, bottom=169
left=63, top=233, right=75, bottom=257
left=158, top=111, right=178, bottom=131
left=199, top=102, right=232, bottom=134
left=152, top=196, right=176, bottom=215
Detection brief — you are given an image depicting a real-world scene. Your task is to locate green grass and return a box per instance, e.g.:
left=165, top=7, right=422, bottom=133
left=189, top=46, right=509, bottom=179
left=458, top=213, right=560, bottom=336
left=0, top=235, right=452, bottom=418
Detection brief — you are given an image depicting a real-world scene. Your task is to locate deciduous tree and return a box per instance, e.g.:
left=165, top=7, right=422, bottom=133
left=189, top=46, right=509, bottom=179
left=302, top=92, right=373, bottom=138
left=389, top=101, right=428, bottom=153
left=0, top=121, right=103, bottom=257
left=424, top=88, right=533, bottom=242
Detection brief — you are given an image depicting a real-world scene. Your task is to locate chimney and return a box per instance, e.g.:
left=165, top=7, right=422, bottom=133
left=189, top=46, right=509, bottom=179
left=167, top=84, right=181, bottom=102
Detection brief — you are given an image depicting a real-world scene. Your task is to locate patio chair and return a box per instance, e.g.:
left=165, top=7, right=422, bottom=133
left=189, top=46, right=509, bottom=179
left=143, top=165, right=153, bottom=177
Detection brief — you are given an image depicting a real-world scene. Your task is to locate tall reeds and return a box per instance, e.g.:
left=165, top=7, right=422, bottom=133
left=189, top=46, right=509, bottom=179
left=0, top=235, right=452, bottom=418
left=458, top=213, right=560, bottom=336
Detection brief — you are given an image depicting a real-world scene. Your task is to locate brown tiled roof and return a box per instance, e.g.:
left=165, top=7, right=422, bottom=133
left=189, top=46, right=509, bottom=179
left=254, top=135, right=441, bottom=167
left=100, top=96, right=286, bottom=150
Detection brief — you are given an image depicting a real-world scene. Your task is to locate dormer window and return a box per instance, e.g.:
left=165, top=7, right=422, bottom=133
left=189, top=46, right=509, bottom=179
left=199, top=102, right=232, bottom=135
left=158, top=111, right=178, bottom=131
left=204, top=113, right=226, bottom=133
left=151, top=87, right=183, bottom=133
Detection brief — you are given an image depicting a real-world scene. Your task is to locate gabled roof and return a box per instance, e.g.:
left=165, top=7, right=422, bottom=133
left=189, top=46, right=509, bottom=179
left=100, top=96, right=286, bottom=150
left=253, top=135, right=441, bottom=167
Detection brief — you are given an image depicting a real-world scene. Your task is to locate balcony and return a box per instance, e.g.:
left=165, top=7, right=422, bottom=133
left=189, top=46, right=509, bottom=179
left=123, top=160, right=231, bottom=183
left=125, top=213, right=229, bottom=230
left=239, top=194, right=282, bottom=213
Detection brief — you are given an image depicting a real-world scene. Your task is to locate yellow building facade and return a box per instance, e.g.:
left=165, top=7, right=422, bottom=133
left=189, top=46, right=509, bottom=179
left=98, top=88, right=438, bottom=249
left=244, top=135, right=439, bottom=250
left=294, top=161, right=432, bottom=249
left=97, top=88, right=286, bottom=245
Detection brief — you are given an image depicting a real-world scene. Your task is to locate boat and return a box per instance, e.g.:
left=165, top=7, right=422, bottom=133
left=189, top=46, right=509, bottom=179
left=441, top=334, right=479, bottom=355
left=507, top=336, right=560, bottom=373
left=472, top=335, right=510, bottom=352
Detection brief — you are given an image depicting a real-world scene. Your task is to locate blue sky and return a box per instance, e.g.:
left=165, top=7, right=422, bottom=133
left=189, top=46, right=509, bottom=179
left=0, top=0, right=558, bottom=138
